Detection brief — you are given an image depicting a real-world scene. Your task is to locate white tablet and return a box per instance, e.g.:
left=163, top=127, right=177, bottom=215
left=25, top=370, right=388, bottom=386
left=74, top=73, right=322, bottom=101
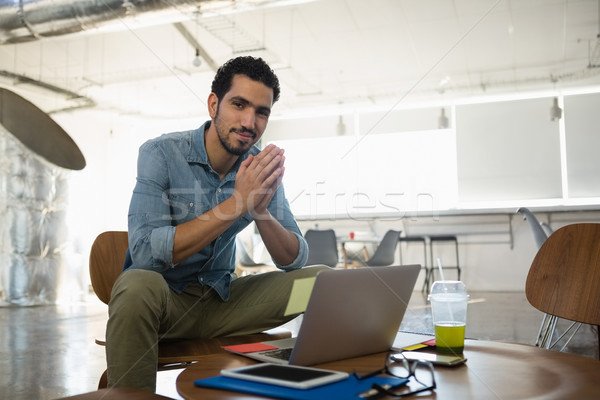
left=220, top=363, right=349, bottom=389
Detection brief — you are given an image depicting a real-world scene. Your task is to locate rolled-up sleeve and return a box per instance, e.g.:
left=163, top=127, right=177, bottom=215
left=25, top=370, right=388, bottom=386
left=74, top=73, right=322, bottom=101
left=277, top=230, right=308, bottom=270
left=150, top=226, right=176, bottom=266
left=128, top=141, right=177, bottom=271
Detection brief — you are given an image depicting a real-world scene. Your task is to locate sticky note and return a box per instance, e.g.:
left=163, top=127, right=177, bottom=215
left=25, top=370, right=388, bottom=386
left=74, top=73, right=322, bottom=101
left=402, top=343, right=429, bottom=351
left=401, top=338, right=436, bottom=351
left=222, top=343, right=279, bottom=353
left=283, top=276, right=316, bottom=316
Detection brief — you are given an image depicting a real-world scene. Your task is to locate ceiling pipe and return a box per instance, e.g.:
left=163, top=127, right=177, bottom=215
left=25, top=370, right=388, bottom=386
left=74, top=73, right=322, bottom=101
left=0, top=0, right=205, bottom=45
left=0, top=0, right=304, bottom=45
left=0, top=69, right=96, bottom=113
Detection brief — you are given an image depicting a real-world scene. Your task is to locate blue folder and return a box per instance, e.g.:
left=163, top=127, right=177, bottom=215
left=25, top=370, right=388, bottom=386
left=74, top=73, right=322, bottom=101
left=194, top=374, right=408, bottom=400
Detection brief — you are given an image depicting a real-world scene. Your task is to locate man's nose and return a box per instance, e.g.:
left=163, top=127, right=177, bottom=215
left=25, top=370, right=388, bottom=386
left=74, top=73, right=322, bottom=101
left=240, top=109, right=256, bottom=129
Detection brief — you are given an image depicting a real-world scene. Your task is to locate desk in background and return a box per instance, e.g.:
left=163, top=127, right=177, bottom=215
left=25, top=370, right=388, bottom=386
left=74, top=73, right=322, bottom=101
left=338, top=238, right=381, bottom=268
left=176, top=339, right=600, bottom=399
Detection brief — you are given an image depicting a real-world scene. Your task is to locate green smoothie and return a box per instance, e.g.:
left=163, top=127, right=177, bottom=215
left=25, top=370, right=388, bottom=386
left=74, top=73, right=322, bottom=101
left=435, top=322, right=466, bottom=354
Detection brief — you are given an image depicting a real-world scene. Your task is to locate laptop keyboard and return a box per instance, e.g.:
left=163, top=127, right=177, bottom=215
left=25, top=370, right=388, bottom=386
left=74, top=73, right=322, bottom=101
left=259, top=347, right=293, bottom=361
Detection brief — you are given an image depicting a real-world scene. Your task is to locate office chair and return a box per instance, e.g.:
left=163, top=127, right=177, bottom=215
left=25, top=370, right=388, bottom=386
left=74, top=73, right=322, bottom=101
left=516, top=207, right=565, bottom=347
left=517, top=207, right=549, bottom=249
left=526, top=223, right=600, bottom=358
left=365, top=230, right=401, bottom=267
left=304, top=229, right=339, bottom=267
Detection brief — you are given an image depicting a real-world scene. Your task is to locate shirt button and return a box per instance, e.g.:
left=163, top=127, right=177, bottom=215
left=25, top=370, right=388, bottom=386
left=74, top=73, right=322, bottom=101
left=189, top=202, right=194, bottom=207
left=217, top=188, right=222, bottom=193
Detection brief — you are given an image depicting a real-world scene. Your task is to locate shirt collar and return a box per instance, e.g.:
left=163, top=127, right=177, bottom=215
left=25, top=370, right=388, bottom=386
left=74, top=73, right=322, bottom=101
left=188, top=121, right=211, bottom=165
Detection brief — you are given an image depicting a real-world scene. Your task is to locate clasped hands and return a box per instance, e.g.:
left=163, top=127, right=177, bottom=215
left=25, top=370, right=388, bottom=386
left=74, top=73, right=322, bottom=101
left=234, top=144, right=285, bottom=219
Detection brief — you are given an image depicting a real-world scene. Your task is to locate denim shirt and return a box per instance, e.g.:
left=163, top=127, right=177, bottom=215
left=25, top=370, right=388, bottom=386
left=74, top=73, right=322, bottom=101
left=126, top=121, right=308, bottom=300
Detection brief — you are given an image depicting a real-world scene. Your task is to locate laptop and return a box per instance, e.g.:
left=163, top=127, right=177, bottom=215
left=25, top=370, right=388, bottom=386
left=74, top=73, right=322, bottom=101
left=225, top=264, right=420, bottom=366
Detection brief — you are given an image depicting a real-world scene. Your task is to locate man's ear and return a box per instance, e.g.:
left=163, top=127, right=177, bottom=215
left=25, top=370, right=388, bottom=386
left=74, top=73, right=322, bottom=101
left=207, top=93, right=219, bottom=118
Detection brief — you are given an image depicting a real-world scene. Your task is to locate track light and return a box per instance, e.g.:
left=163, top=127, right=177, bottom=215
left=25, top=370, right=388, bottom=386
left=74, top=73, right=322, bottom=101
left=550, top=97, right=562, bottom=121
left=192, top=49, right=202, bottom=67
left=438, top=108, right=449, bottom=129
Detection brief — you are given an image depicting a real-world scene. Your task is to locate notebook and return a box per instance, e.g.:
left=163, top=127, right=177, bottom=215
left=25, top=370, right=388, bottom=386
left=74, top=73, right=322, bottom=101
left=224, top=264, right=420, bottom=366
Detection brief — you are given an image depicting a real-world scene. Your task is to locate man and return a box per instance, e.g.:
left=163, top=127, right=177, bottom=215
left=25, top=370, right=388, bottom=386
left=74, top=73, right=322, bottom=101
left=106, top=56, right=327, bottom=392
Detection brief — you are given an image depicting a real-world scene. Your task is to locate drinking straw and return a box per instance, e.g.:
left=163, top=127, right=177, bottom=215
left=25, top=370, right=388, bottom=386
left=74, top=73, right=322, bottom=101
left=437, top=258, right=446, bottom=282
left=436, top=258, right=455, bottom=321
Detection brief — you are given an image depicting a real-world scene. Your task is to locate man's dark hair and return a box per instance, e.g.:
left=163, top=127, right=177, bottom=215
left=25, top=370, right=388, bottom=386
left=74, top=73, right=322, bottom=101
left=211, top=56, right=280, bottom=104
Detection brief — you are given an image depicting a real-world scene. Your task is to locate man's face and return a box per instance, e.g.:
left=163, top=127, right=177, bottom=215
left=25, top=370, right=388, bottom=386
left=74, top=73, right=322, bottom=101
left=212, top=74, right=274, bottom=156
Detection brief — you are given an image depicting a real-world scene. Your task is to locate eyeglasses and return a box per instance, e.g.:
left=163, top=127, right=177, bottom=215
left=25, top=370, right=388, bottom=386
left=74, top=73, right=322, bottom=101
left=353, top=352, right=437, bottom=399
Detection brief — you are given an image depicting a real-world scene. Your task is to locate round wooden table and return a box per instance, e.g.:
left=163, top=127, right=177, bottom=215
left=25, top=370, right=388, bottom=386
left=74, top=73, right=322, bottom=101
left=176, top=339, right=600, bottom=399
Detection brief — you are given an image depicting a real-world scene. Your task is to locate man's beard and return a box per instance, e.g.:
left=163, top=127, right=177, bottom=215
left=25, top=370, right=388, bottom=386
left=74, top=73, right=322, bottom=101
left=214, top=109, right=257, bottom=156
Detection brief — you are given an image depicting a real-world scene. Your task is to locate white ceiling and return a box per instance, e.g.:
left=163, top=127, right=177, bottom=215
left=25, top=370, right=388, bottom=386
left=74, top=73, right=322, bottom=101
left=1, top=0, right=599, bottom=119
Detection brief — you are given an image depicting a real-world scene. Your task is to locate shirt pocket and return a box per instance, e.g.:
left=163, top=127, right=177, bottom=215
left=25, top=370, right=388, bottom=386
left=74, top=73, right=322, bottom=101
left=166, top=191, right=209, bottom=223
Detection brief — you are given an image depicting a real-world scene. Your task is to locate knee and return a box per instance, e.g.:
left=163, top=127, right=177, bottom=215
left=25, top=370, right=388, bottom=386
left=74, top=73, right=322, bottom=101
left=109, top=269, right=168, bottom=306
left=292, top=265, right=331, bottom=278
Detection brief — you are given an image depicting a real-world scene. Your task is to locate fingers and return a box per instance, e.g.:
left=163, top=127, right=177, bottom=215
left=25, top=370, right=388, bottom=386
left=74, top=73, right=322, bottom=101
left=246, top=144, right=285, bottom=182
left=235, top=145, right=285, bottom=198
left=252, top=144, right=284, bottom=169
left=249, top=165, right=284, bottom=219
left=239, top=145, right=286, bottom=217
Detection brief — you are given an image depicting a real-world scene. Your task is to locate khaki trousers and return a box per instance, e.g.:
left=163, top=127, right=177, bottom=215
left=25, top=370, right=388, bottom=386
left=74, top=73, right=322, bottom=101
left=105, top=265, right=328, bottom=392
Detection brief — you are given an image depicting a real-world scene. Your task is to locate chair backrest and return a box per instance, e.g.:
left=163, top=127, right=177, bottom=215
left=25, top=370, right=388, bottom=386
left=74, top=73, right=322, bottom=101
left=517, top=207, right=549, bottom=250
left=366, top=230, right=401, bottom=266
left=526, top=223, right=600, bottom=326
left=235, top=236, right=263, bottom=267
left=89, top=231, right=129, bottom=304
left=541, top=222, right=554, bottom=237
left=305, top=229, right=339, bottom=267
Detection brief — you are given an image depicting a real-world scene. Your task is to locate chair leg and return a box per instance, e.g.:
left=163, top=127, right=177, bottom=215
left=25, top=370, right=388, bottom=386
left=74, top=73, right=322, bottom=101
left=421, top=242, right=429, bottom=293
left=421, top=266, right=429, bottom=293
left=597, top=325, right=600, bottom=360
left=539, top=315, right=559, bottom=349
left=428, top=236, right=460, bottom=282
left=454, top=239, right=460, bottom=281
left=98, top=369, right=108, bottom=389
left=557, top=322, right=583, bottom=352
left=535, top=313, right=549, bottom=347
left=398, top=237, right=429, bottom=292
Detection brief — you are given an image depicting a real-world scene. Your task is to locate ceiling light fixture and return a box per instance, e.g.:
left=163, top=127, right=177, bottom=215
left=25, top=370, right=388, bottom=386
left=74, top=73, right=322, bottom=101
left=438, top=107, right=449, bottom=129
left=550, top=97, right=562, bottom=121
left=336, top=115, right=346, bottom=135
left=192, top=48, right=202, bottom=67
left=438, top=75, right=451, bottom=95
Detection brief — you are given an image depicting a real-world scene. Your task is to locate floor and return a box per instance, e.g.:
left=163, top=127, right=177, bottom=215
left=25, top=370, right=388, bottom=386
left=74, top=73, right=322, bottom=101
left=1, top=291, right=597, bottom=400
